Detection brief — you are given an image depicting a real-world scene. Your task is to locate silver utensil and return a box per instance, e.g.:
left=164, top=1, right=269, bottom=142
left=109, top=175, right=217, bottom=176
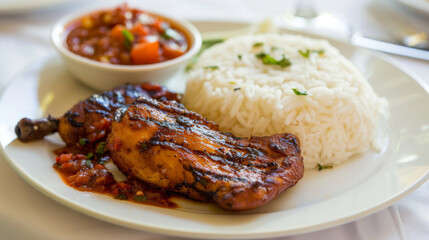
left=351, top=32, right=429, bottom=61
left=368, top=3, right=429, bottom=50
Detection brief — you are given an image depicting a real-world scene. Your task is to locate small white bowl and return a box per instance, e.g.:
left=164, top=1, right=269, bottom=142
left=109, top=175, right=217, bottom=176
left=51, top=7, right=201, bottom=91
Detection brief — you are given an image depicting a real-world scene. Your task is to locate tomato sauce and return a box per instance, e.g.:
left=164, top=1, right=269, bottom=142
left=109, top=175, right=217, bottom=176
left=65, top=4, right=188, bottom=65
left=53, top=151, right=177, bottom=208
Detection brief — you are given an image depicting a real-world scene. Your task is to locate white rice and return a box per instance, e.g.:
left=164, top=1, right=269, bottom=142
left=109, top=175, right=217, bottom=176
left=184, top=33, right=387, bottom=168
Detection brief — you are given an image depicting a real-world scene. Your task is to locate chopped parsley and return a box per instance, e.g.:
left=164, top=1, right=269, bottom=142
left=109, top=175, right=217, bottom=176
left=253, top=42, right=263, bottom=47
left=298, top=49, right=325, bottom=58
left=203, top=65, right=219, bottom=70
left=238, top=54, right=242, bottom=60
left=78, top=138, right=89, bottom=146
left=95, top=142, right=106, bottom=157
left=86, top=152, right=94, bottom=160
left=122, top=29, right=134, bottom=50
left=292, top=88, right=308, bottom=96
left=317, top=163, right=333, bottom=171
left=84, top=160, right=92, bottom=168
left=255, top=52, right=291, bottom=68
left=133, top=195, right=147, bottom=202
left=114, top=194, right=128, bottom=200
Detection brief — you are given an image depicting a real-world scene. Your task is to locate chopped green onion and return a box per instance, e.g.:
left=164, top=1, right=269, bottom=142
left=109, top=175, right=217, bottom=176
left=253, top=42, right=263, bottom=47
left=78, top=138, right=89, bottom=146
left=298, top=49, right=310, bottom=58
left=122, top=29, right=134, bottom=50
left=114, top=194, right=128, bottom=200
left=95, top=142, right=106, bottom=157
left=86, top=152, right=94, bottom=160
left=255, top=52, right=291, bottom=68
left=298, top=49, right=325, bottom=58
left=133, top=195, right=147, bottom=202
left=84, top=160, right=92, bottom=168
left=203, top=65, right=219, bottom=70
left=292, top=88, right=308, bottom=96
left=317, top=163, right=333, bottom=171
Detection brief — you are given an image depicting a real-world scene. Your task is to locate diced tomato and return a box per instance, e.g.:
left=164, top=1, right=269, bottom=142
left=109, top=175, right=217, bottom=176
left=75, top=154, right=86, bottom=160
left=153, top=19, right=166, bottom=32
left=111, top=188, right=119, bottom=196
left=131, top=23, right=149, bottom=37
left=130, top=41, right=160, bottom=64
left=162, top=45, right=185, bottom=59
left=56, top=153, right=73, bottom=164
left=94, top=164, right=105, bottom=170
left=117, top=182, right=132, bottom=191
left=74, top=174, right=91, bottom=186
left=141, top=83, right=161, bottom=91
left=110, top=24, right=125, bottom=39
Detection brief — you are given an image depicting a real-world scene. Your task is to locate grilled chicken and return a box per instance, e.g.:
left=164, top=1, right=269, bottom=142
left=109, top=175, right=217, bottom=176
left=15, top=83, right=181, bottom=148
left=107, top=97, right=304, bottom=210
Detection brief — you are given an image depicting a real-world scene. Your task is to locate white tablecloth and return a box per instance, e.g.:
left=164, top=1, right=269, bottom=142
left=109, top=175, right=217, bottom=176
left=0, top=0, right=428, bottom=239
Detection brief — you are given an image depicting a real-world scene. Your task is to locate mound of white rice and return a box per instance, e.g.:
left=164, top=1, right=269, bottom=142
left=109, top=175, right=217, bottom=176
left=184, top=33, right=387, bottom=168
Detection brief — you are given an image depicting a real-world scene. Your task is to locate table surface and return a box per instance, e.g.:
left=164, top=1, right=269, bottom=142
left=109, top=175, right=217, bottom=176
left=0, top=0, right=428, bottom=239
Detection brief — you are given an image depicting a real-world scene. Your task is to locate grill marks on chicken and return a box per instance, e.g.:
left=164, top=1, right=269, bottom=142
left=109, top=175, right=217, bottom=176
left=15, top=83, right=181, bottom=146
left=108, top=97, right=304, bottom=210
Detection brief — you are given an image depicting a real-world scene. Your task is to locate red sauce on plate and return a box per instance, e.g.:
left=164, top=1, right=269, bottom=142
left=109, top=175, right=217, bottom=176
left=53, top=151, right=177, bottom=208
left=65, top=4, right=188, bottom=65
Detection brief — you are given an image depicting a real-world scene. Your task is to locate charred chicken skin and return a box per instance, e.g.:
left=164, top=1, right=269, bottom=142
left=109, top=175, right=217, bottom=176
left=15, top=83, right=181, bottom=148
left=107, top=97, right=304, bottom=210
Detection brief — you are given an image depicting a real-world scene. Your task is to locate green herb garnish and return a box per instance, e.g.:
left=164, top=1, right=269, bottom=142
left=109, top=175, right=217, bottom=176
left=203, top=65, right=219, bottom=70
left=86, top=152, right=94, bottom=160
left=114, top=194, right=128, bottom=200
left=292, top=88, right=308, bottom=96
left=186, top=39, right=224, bottom=71
left=271, top=46, right=279, bottom=51
left=298, top=49, right=325, bottom=58
left=317, top=163, right=333, bottom=171
left=84, top=160, right=92, bottom=168
left=78, top=138, right=89, bottom=146
left=95, top=142, right=106, bottom=157
left=253, top=42, right=263, bottom=47
left=133, top=195, right=147, bottom=202
left=122, top=29, right=134, bottom=50
left=233, top=88, right=241, bottom=91
left=255, top=52, right=291, bottom=68
left=238, top=54, right=242, bottom=60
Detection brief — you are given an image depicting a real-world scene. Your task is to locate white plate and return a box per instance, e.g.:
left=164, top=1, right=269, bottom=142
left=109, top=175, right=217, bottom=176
left=0, top=0, right=72, bottom=14
left=0, top=21, right=429, bottom=239
left=396, top=0, right=429, bottom=15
